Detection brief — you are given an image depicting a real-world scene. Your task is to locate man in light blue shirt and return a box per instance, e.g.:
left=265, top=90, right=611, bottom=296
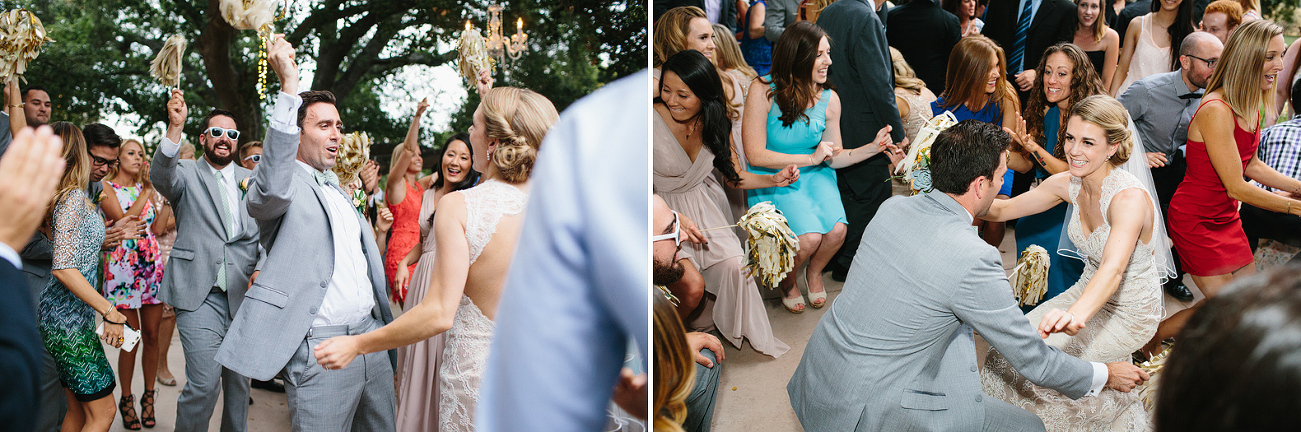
left=478, top=71, right=649, bottom=431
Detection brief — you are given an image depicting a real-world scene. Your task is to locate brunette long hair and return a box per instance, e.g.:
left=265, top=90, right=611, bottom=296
left=764, top=21, right=834, bottom=127
left=939, top=35, right=1020, bottom=116
left=656, top=50, right=743, bottom=185
left=1023, top=43, right=1107, bottom=155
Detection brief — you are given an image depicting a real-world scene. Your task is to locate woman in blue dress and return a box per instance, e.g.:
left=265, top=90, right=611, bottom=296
left=1006, top=43, right=1108, bottom=311
left=932, top=35, right=1021, bottom=247
left=42, top=122, right=130, bottom=431
left=743, top=21, right=901, bottom=314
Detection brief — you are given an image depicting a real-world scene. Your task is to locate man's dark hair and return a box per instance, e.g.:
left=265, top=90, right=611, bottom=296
left=21, top=86, right=47, bottom=101
left=929, top=120, right=1009, bottom=194
left=81, top=123, right=121, bottom=149
left=297, top=90, right=337, bottom=129
left=1291, top=77, right=1301, bottom=113
left=1155, top=264, right=1301, bottom=431
left=202, top=108, right=238, bottom=131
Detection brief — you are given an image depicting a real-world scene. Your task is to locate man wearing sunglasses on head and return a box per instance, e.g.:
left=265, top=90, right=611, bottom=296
left=149, top=89, right=259, bottom=432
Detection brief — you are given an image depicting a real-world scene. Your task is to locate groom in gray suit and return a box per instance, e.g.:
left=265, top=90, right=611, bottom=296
left=787, top=120, right=1149, bottom=431
left=214, top=36, right=395, bottom=432
left=151, top=91, right=258, bottom=432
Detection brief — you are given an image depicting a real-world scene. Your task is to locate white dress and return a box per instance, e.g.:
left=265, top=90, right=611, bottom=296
left=981, top=169, right=1164, bottom=431
left=436, top=180, right=528, bottom=432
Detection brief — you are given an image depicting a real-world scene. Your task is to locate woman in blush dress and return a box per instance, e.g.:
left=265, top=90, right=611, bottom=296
left=388, top=132, right=479, bottom=432
left=313, top=86, right=558, bottom=432
left=1144, top=20, right=1301, bottom=357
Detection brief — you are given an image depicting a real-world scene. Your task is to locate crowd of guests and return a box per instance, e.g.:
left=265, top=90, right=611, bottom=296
left=653, top=0, right=1301, bottom=430
left=0, top=27, right=650, bottom=432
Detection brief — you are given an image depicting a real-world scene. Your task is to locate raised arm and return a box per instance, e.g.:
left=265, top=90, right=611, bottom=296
left=1010, top=111, right=1070, bottom=174
left=150, top=90, right=190, bottom=203
left=1109, top=17, right=1141, bottom=96
left=980, top=171, right=1070, bottom=222
left=386, top=98, right=429, bottom=205
left=5, top=77, right=23, bottom=137
left=314, top=191, right=470, bottom=369
left=741, top=79, right=835, bottom=169
left=246, top=34, right=302, bottom=222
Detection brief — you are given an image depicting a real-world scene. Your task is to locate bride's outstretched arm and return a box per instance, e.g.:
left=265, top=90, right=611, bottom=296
left=1042, top=188, right=1151, bottom=336
left=979, top=172, right=1070, bottom=222
left=313, top=192, right=470, bottom=369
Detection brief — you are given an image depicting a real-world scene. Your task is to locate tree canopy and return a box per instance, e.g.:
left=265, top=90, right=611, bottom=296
left=12, top=0, right=646, bottom=165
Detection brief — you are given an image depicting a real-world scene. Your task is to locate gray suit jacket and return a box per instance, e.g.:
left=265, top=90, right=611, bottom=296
left=215, top=126, right=395, bottom=381
left=787, top=192, right=1095, bottom=431
left=150, top=147, right=260, bottom=313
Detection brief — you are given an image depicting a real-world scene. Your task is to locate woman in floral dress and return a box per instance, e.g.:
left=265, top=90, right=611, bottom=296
left=99, top=138, right=164, bottom=428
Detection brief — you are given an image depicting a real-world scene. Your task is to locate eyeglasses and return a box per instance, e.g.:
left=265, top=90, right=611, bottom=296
left=243, top=154, right=261, bottom=163
left=651, top=210, right=682, bottom=247
left=1185, top=54, right=1218, bottom=68
left=90, top=155, right=119, bottom=168
left=206, top=127, right=240, bottom=140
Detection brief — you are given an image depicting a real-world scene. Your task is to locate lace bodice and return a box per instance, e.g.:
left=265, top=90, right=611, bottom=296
left=460, top=180, right=527, bottom=265
left=1067, top=169, right=1163, bottom=311
left=436, top=179, right=528, bottom=432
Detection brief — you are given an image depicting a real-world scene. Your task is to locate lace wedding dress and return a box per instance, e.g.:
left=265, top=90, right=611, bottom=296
left=981, top=169, right=1164, bottom=431
left=436, top=180, right=528, bottom=432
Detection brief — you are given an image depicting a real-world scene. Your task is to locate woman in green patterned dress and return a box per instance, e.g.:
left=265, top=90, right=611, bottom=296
left=41, top=122, right=128, bottom=432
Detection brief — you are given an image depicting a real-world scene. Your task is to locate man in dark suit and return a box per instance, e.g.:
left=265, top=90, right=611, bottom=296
left=983, top=0, right=1075, bottom=98
left=887, top=0, right=962, bottom=94
left=818, top=0, right=907, bottom=281
left=0, top=126, right=69, bottom=432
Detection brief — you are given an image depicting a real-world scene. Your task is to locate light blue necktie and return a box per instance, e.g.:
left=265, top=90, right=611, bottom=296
left=214, top=170, right=234, bottom=291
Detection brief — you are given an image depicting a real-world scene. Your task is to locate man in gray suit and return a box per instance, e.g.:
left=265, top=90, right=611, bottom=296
left=215, top=36, right=395, bottom=432
left=151, top=90, right=259, bottom=432
left=787, top=120, right=1149, bottom=431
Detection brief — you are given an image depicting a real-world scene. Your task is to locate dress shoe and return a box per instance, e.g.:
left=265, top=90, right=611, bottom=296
left=831, top=265, right=848, bottom=283
left=252, top=378, right=286, bottom=393
left=1164, top=281, right=1194, bottom=302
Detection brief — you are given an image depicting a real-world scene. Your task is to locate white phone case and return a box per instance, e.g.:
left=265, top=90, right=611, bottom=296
left=95, top=323, right=142, bottom=352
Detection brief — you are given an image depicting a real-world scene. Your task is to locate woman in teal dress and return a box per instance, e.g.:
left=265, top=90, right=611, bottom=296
left=743, top=22, right=901, bottom=313
left=1007, top=43, right=1107, bottom=312
left=41, top=122, right=129, bottom=432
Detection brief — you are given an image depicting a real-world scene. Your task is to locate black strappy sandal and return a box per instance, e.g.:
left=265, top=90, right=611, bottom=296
left=140, top=389, right=157, bottom=428
left=119, top=393, right=141, bottom=430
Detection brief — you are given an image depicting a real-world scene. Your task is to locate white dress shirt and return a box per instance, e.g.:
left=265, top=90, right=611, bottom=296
left=0, top=243, right=20, bottom=269
left=267, top=91, right=375, bottom=328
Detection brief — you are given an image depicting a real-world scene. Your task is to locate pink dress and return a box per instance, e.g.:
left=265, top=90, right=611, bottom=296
left=394, top=187, right=448, bottom=431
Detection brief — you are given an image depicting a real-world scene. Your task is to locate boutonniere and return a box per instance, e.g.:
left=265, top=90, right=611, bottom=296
left=93, top=188, right=106, bottom=205
left=238, top=177, right=251, bottom=199
left=352, top=189, right=367, bottom=215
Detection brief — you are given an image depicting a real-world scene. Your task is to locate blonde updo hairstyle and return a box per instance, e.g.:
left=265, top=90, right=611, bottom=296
left=1064, top=95, right=1133, bottom=166
left=480, top=86, right=558, bottom=183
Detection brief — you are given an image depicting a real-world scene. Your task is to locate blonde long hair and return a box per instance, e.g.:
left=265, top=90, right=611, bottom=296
left=1205, top=19, right=1281, bottom=123
left=105, top=139, right=150, bottom=186
left=1077, top=0, right=1110, bottom=43
left=890, top=47, right=927, bottom=93
left=711, top=23, right=758, bottom=83
left=653, top=294, right=695, bottom=432
left=49, top=121, right=91, bottom=217
left=655, top=6, right=740, bottom=120
left=480, top=87, right=558, bottom=183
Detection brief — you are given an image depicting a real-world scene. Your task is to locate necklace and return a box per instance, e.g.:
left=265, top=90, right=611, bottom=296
left=685, top=117, right=700, bottom=141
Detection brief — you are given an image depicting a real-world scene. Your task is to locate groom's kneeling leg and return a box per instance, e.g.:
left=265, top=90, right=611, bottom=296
left=982, top=397, right=1046, bottom=432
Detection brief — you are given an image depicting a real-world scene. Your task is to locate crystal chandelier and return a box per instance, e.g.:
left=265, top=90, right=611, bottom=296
left=485, top=4, right=527, bottom=62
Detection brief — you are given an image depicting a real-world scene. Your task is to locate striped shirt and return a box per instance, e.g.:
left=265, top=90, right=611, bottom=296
left=1258, top=115, right=1301, bottom=192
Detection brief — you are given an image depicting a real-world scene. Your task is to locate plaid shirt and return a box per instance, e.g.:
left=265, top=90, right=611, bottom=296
left=1258, top=115, right=1301, bottom=192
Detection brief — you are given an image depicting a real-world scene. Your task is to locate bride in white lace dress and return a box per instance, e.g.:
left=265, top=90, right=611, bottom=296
left=313, top=86, right=559, bottom=432
left=976, top=96, right=1175, bottom=431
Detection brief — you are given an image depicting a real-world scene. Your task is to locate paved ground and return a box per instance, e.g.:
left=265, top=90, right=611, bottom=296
left=710, top=227, right=1214, bottom=431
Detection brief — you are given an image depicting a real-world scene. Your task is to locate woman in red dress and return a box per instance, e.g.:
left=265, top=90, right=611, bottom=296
left=385, top=99, right=437, bottom=306
left=1146, top=20, right=1301, bottom=356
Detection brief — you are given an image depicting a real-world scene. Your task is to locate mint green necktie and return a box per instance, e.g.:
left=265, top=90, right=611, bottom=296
left=214, top=170, right=234, bottom=291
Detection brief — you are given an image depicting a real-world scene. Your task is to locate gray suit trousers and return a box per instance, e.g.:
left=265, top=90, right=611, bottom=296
left=25, top=269, right=65, bottom=432
left=980, top=398, right=1046, bottom=432
left=283, top=317, right=395, bottom=432
left=175, top=289, right=250, bottom=432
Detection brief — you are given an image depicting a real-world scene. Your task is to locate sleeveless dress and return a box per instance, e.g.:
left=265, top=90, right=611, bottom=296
left=395, top=187, right=450, bottom=431
left=437, top=180, right=527, bottom=432
left=982, top=169, right=1164, bottom=431
left=1116, top=16, right=1172, bottom=96
left=1168, top=100, right=1259, bottom=276
left=103, top=181, right=162, bottom=309
left=1015, top=106, right=1086, bottom=312
left=40, top=189, right=115, bottom=401
left=739, top=0, right=773, bottom=76
left=747, top=85, right=847, bottom=236
left=895, top=86, right=937, bottom=145
left=1085, top=50, right=1106, bottom=79
left=653, top=111, right=790, bottom=358
left=385, top=180, right=423, bottom=304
